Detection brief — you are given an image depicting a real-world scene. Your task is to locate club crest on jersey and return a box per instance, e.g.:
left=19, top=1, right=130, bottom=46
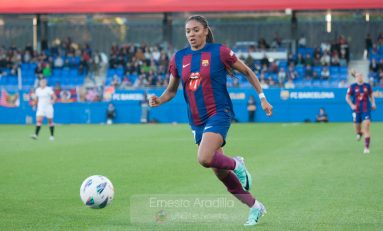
left=202, top=59, right=209, bottom=67
left=188, top=72, right=201, bottom=92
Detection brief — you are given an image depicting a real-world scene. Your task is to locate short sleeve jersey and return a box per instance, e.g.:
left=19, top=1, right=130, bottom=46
left=35, top=87, right=54, bottom=108
left=168, top=43, right=237, bottom=126
left=347, top=83, right=372, bottom=113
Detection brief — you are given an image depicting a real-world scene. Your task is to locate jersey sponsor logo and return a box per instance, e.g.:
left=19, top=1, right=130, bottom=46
left=188, top=72, right=201, bottom=92
left=201, top=59, right=209, bottom=67
left=182, top=63, right=190, bottom=68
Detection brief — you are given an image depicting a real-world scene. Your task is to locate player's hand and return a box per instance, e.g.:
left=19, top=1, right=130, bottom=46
left=372, top=104, right=376, bottom=110
left=261, top=98, right=273, bottom=116
left=148, top=95, right=161, bottom=107
left=350, top=104, right=356, bottom=110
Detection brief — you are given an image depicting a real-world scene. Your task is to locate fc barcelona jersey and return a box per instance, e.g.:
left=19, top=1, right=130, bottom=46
left=347, top=83, right=372, bottom=113
left=169, top=43, right=237, bottom=126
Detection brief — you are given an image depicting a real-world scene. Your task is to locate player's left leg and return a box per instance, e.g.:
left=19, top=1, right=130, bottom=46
left=47, top=106, right=55, bottom=141
left=362, top=119, right=371, bottom=154
left=197, top=132, right=235, bottom=170
left=48, top=118, right=55, bottom=141
left=212, top=167, right=266, bottom=226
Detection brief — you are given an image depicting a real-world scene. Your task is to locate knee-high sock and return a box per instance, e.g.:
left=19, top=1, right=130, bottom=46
left=35, top=126, right=41, bottom=136
left=365, top=137, right=370, bottom=148
left=208, top=151, right=236, bottom=170
left=220, top=171, right=255, bottom=207
left=49, top=126, right=54, bottom=136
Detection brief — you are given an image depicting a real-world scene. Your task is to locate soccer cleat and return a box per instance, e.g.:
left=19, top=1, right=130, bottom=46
left=233, top=156, right=252, bottom=191
left=49, top=136, right=55, bottom=141
left=244, top=201, right=267, bottom=226
left=30, top=134, right=38, bottom=140
left=356, top=134, right=362, bottom=141
left=363, top=148, right=370, bottom=154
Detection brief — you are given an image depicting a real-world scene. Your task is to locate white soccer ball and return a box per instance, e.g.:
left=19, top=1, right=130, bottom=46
left=80, top=175, right=114, bottom=209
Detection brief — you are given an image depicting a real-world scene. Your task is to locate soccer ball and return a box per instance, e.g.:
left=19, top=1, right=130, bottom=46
left=80, top=175, right=114, bottom=209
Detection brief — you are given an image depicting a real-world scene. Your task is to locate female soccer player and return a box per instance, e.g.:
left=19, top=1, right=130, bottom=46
left=346, top=70, right=376, bottom=154
left=31, top=78, right=57, bottom=141
left=149, top=15, right=273, bottom=226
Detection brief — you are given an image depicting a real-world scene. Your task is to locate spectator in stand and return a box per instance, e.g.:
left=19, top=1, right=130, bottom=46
left=278, top=67, right=287, bottom=87
left=321, top=66, right=330, bottom=80
left=258, top=38, right=270, bottom=50
left=54, top=56, right=64, bottom=69
left=298, top=34, right=307, bottom=48
left=287, top=52, right=295, bottom=66
left=331, top=51, right=340, bottom=66
left=42, top=63, right=52, bottom=78
left=304, top=54, right=313, bottom=66
left=312, top=71, right=320, bottom=80
left=321, top=50, right=331, bottom=66
left=269, top=78, right=277, bottom=88
left=284, top=78, right=295, bottom=89
left=339, top=53, right=348, bottom=67
left=312, top=52, right=322, bottom=67
left=259, top=73, right=269, bottom=89
left=296, top=53, right=305, bottom=67
left=120, top=76, right=133, bottom=89
left=304, top=64, right=313, bottom=80
left=260, top=54, right=269, bottom=68
left=287, top=64, right=298, bottom=80
left=338, top=79, right=347, bottom=88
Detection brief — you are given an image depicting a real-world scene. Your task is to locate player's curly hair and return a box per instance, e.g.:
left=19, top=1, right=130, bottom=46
left=186, top=15, right=215, bottom=43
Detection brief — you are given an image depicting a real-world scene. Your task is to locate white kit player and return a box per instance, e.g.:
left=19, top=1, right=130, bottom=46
left=31, top=78, right=57, bottom=141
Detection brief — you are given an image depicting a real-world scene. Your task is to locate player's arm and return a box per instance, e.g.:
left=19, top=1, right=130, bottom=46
left=231, top=59, right=273, bottom=116
left=51, top=92, right=57, bottom=104
left=149, top=74, right=180, bottom=107
left=345, top=93, right=356, bottom=110
left=370, top=90, right=376, bottom=110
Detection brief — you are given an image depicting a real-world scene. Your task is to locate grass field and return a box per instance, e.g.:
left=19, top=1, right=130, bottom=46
left=1, top=123, right=383, bottom=231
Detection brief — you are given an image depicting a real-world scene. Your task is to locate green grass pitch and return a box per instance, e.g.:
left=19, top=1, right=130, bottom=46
left=1, top=123, right=382, bottom=231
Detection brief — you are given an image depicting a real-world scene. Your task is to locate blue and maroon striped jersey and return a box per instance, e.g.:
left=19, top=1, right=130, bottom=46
left=347, top=83, right=372, bottom=113
left=169, top=43, right=237, bottom=126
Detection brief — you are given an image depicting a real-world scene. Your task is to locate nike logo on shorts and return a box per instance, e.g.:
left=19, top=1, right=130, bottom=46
left=182, top=63, right=190, bottom=68
left=204, top=126, right=213, bottom=130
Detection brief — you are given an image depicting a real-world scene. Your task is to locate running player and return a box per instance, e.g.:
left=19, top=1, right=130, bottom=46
left=31, top=78, right=57, bottom=141
left=149, top=15, right=273, bottom=226
left=346, top=70, right=376, bottom=154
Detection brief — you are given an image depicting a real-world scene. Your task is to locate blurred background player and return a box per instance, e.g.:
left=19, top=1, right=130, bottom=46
left=31, top=78, right=57, bottom=141
left=149, top=15, right=273, bottom=226
left=106, top=103, right=116, bottom=125
left=247, top=95, right=257, bottom=122
left=346, top=70, right=376, bottom=154
left=315, top=107, right=329, bottom=123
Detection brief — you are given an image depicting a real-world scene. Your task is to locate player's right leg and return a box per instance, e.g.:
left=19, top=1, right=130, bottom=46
left=353, top=112, right=363, bottom=141
left=31, top=115, right=43, bottom=140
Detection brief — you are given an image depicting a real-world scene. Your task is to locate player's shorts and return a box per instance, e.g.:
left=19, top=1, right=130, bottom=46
left=190, top=110, right=233, bottom=147
left=353, top=111, right=371, bottom=123
left=36, top=105, right=54, bottom=118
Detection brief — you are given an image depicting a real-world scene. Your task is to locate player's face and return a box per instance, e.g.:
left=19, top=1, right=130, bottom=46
left=355, top=73, right=364, bottom=84
left=40, top=79, right=47, bottom=88
left=185, top=20, right=208, bottom=50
